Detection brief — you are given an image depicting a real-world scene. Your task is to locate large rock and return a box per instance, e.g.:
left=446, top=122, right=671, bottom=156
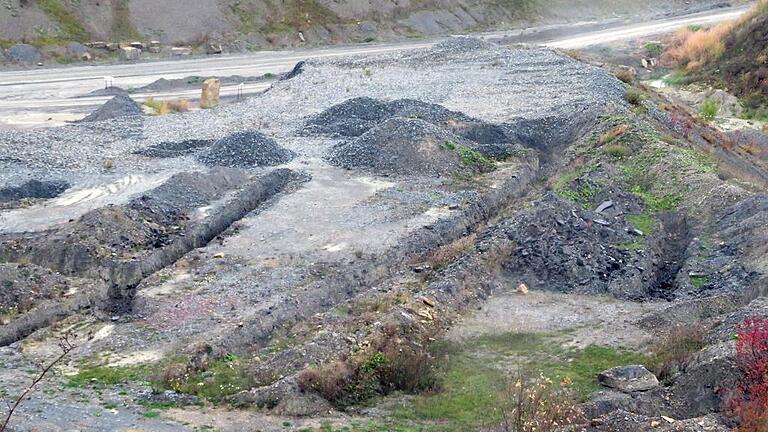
left=79, top=95, right=143, bottom=122
left=119, top=47, right=141, bottom=61
left=598, top=365, right=659, bottom=393
left=6, top=44, right=42, bottom=64
left=200, top=78, right=221, bottom=109
left=66, top=42, right=89, bottom=57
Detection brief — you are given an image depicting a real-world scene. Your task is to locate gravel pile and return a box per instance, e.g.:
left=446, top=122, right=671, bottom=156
left=0, top=38, right=625, bottom=189
left=198, top=131, right=295, bottom=168
left=0, top=180, right=69, bottom=202
left=136, top=139, right=213, bottom=158
left=304, top=97, right=515, bottom=143
left=327, top=117, right=483, bottom=176
left=79, top=95, right=143, bottom=123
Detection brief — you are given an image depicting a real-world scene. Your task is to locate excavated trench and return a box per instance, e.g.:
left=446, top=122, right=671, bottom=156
left=0, top=168, right=301, bottom=346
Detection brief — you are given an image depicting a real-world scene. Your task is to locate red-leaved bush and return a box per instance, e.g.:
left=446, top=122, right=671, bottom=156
left=728, top=318, right=768, bottom=431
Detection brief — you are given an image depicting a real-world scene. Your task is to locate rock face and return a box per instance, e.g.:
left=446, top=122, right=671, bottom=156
left=119, top=46, right=141, bottom=61
left=6, top=44, right=42, bottom=64
left=79, top=95, right=143, bottom=122
left=598, top=365, right=660, bottom=393
left=200, top=78, right=221, bottom=109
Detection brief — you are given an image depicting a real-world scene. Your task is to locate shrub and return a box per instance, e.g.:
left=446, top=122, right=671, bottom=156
left=646, top=324, right=707, bottom=383
left=643, top=42, right=663, bottom=57
left=603, top=144, right=632, bottom=159
left=427, top=234, right=477, bottom=270
left=298, top=324, right=437, bottom=407
left=615, top=68, right=635, bottom=84
left=700, top=98, right=720, bottom=121
left=662, top=25, right=732, bottom=71
left=498, top=372, right=582, bottom=432
left=624, top=89, right=645, bottom=106
left=727, top=318, right=768, bottom=431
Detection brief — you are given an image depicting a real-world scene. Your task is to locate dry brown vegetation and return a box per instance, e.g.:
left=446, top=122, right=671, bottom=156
left=297, top=322, right=438, bottom=407
left=646, top=324, right=707, bottom=384
left=662, top=0, right=768, bottom=71
left=427, top=233, right=477, bottom=270
left=144, top=97, right=191, bottom=115
left=498, top=372, right=582, bottom=432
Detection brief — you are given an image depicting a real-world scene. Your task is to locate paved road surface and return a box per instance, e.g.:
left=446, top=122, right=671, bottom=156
left=0, top=4, right=752, bottom=127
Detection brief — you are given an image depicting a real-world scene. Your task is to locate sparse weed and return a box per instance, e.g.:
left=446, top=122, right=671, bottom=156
left=700, top=98, right=720, bottom=121
left=624, top=89, right=645, bottom=106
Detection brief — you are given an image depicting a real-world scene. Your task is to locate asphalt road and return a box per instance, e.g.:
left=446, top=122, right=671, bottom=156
left=0, top=4, right=752, bottom=127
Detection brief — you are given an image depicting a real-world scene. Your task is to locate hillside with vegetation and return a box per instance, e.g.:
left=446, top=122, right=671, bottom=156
left=662, top=1, right=768, bottom=120
left=0, top=0, right=744, bottom=60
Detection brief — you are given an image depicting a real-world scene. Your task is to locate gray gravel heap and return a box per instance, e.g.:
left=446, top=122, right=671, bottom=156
left=136, top=139, right=213, bottom=158
left=79, top=95, right=143, bottom=123
left=327, top=117, right=482, bottom=176
left=198, top=131, right=295, bottom=168
left=0, top=37, right=626, bottom=189
left=0, top=180, right=69, bottom=202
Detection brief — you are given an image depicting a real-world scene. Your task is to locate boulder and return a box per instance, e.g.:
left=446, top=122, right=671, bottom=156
left=66, top=42, right=89, bottom=57
left=206, top=43, right=222, bottom=55
left=171, top=46, right=192, bottom=56
left=6, top=44, right=42, bottom=64
left=360, top=21, right=377, bottom=34
left=148, top=40, right=161, bottom=53
left=200, top=78, right=221, bottom=109
left=129, top=41, right=144, bottom=50
left=88, top=41, right=108, bottom=49
left=598, top=365, right=659, bottom=393
left=106, top=42, right=120, bottom=51
left=119, top=47, right=141, bottom=61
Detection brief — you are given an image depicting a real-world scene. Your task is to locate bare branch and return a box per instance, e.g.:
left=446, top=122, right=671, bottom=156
left=0, top=334, right=76, bottom=432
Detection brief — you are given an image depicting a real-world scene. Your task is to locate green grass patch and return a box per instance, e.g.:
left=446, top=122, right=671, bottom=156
left=37, top=0, right=89, bottom=41
left=663, top=73, right=691, bottom=87
left=630, top=186, right=682, bottom=211
left=66, top=365, right=149, bottom=388
left=643, top=42, right=663, bottom=57
left=165, top=356, right=253, bottom=401
left=386, top=332, right=650, bottom=431
left=142, top=410, right=160, bottom=418
left=457, top=145, right=495, bottom=170
left=699, top=98, right=719, bottom=121
left=626, top=213, right=654, bottom=235
left=690, top=275, right=710, bottom=288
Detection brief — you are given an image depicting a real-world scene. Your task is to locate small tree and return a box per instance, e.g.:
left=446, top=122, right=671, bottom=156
left=0, top=335, right=75, bottom=432
left=728, top=319, right=768, bottom=432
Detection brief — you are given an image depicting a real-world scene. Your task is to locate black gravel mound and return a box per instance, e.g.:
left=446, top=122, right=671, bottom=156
left=326, top=117, right=494, bottom=176
left=0, top=180, right=69, bottom=203
left=198, top=131, right=295, bottom=168
left=303, top=97, right=518, bottom=155
left=79, top=95, right=143, bottom=122
left=136, top=139, right=214, bottom=158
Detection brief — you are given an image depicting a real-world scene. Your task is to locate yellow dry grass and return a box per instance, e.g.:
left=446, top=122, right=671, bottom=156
left=662, top=0, right=768, bottom=71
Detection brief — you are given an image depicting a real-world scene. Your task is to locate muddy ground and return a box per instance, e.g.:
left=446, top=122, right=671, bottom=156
left=0, top=36, right=766, bottom=432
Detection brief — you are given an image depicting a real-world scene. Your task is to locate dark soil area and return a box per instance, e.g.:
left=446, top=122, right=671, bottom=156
left=135, top=139, right=214, bottom=158
left=0, top=179, right=69, bottom=202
